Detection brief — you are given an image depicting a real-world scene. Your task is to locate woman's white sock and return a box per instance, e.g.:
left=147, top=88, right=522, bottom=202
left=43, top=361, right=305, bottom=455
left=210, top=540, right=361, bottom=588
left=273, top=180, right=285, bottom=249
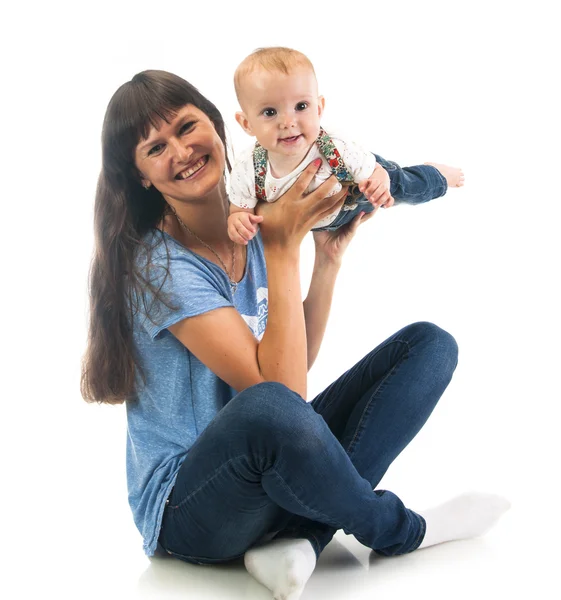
left=418, top=492, right=511, bottom=549
left=244, top=492, right=510, bottom=598
left=244, top=538, right=317, bottom=600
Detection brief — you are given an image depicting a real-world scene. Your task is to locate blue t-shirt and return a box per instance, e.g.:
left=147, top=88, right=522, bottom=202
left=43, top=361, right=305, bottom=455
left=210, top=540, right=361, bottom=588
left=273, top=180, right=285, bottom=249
left=126, top=230, right=268, bottom=556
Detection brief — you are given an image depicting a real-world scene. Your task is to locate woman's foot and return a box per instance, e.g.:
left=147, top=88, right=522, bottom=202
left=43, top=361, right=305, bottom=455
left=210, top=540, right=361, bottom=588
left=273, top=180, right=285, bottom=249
left=424, top=162, right=465, bottom=187
left=418, top=492, right=511, bottom=549
left=244, top=538, right=317, bottom=600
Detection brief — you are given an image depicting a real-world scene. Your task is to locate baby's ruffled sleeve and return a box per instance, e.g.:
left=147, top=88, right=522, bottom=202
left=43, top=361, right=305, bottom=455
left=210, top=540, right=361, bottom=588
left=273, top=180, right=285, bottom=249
left=229, top=154, right=258, bottom=210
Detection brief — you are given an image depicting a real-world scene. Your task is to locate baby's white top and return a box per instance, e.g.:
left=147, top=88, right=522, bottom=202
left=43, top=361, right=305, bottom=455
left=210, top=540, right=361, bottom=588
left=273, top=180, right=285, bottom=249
left=229, top=132, right=376, bottom=229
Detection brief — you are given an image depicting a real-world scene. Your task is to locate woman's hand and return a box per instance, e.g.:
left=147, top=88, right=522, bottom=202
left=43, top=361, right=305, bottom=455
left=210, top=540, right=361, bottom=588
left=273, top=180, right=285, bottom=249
left=255, top=158, right=345, bottom=249
left=312, top=209, right=377, bottom=267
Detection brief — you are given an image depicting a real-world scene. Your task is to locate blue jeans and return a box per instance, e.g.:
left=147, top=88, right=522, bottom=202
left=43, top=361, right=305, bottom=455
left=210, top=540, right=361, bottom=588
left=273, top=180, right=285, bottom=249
left=158, top=322, right=458, bottom=564
left=314, top=155, right=448, bottom=231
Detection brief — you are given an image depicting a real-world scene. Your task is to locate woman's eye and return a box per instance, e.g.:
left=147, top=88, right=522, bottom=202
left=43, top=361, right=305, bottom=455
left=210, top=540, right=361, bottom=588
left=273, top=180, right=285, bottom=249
left=262, top=108, right=277, bottom=117
left=296, top=102, right=308, bottom=111
left=180, top=121, right=195, bottom=134
left=148, top=144, right=164, bottom=156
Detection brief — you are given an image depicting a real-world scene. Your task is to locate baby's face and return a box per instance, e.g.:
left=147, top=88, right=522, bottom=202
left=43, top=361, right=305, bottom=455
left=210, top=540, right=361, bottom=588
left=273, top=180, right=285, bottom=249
left=236, top=66, right=324, bottom=158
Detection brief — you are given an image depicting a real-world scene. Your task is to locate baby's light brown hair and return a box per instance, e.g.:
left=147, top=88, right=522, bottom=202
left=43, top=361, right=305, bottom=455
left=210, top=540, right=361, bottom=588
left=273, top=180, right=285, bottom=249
left=234, top=47, right=317, bottom=105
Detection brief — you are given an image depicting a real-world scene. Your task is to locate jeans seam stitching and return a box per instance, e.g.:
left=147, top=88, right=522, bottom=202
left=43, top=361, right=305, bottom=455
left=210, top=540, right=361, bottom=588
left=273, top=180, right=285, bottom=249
left=170, top=453, right=249, bottom=510
left=270, top=468, right=334, bottom=525
left=319, top=339, right=409, bottom=416
left=347, top=341, right=411, bottom=456
left=162, top=545, right=245, bottom=564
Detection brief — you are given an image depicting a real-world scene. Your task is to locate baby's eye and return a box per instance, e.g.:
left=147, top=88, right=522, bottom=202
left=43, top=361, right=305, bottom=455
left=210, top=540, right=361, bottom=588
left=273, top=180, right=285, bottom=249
left=262, top=108, right=277, bottom=117
left=148, top=144, right=164, bottom=156
left=296, top=102, right=309, bottom=111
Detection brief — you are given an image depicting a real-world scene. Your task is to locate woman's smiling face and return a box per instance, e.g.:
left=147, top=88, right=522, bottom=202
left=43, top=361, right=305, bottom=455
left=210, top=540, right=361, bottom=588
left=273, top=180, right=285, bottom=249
left=135, top=104, right=226, bottom=203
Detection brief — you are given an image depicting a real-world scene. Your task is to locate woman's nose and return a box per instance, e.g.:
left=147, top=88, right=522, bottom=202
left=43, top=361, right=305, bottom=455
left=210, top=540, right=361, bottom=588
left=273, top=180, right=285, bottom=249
left=169, top=138, right=192, bottom=162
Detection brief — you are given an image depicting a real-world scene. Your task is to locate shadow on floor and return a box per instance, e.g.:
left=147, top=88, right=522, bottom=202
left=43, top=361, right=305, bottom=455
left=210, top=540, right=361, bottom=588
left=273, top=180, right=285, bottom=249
left=136, top=538, right=367, bottom=599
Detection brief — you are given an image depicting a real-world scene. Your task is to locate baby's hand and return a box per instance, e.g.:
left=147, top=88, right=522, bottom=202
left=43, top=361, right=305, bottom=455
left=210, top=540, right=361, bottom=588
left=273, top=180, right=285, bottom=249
left=358, top=165, right=394, bottom=209
left=228, top=211, right=264, bottom=245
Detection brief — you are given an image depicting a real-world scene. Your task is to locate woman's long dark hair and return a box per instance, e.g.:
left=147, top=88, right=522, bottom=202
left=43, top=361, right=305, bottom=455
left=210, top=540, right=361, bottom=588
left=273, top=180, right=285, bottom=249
left=81, top=70, right=231, bottom=405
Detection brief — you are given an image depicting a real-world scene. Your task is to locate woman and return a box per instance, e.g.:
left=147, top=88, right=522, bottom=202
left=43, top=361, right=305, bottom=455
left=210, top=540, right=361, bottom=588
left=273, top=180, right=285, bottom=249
left=81, top=70, right=509, bottom=600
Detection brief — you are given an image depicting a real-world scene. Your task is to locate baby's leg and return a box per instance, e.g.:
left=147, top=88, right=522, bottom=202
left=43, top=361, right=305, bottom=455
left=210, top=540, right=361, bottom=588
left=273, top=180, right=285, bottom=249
left=424, top=162, right=464, bottom=188
left=373, top=154, right=462, bottom=205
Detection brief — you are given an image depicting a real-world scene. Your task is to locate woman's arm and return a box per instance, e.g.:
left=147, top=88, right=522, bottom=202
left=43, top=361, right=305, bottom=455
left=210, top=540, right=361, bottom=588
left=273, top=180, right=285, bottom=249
left=303, top=254, right=340, bottom=371
left=168, top=160, right=344, bottom=400
left=257, top=243, right=307, bottom=397
left=251, top=161, right=345, bottom=399
left=304, top=210, right=376, bottom=370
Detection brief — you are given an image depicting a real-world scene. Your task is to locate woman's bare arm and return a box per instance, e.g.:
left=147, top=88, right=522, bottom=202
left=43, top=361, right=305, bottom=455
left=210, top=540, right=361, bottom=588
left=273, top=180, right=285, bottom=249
left=168, top=160, right=344, bottom=399
left=168, top=307, right=265, bottom=392
left=304, top=210, right=376, bottom=369
left=303, top=257, right=340, bottom=370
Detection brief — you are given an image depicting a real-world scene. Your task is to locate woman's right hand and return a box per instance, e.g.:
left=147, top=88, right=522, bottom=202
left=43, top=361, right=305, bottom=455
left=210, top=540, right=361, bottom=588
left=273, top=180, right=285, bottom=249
left=255, top=158, right=346, bottom=248
left=169, top=161, right=344, bottom=399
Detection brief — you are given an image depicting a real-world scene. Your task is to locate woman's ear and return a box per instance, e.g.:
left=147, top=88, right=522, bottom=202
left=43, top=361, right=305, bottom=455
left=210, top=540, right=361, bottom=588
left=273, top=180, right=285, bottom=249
left=136, top=167, right=151, bottom=189
left=235, top=111, right=254, bottom=136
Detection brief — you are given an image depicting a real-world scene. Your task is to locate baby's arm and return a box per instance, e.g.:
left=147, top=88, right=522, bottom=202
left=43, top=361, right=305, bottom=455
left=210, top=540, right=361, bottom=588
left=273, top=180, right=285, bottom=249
left=358, top=164, right=394, bottom=208
left=228, top=204, right=264, bottom=245
left=228, top=152, right=263, bottom=245
left=336, top=136, right=394, bottom=209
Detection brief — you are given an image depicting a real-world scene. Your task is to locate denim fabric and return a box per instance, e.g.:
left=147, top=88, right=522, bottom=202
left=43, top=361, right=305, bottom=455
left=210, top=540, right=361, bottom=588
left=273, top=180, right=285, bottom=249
left=158, top=322, right=458, bottom=564
left=313, top=154, right=448, bottom=231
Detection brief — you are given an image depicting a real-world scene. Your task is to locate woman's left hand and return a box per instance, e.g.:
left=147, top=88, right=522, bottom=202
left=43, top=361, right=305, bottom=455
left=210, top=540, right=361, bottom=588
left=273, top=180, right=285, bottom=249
left=312, top=207, right=377, bottom=266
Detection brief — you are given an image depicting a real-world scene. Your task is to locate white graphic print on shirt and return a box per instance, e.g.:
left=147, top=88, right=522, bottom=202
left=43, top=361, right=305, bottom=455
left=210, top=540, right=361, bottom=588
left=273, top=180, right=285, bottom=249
left=241, top=287, right=268, bottom=341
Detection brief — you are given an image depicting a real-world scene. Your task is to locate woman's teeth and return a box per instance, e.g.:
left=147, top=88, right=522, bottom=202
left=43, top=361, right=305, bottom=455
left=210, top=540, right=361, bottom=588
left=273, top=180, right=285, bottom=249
left=177, top=156, right=208, bottom=179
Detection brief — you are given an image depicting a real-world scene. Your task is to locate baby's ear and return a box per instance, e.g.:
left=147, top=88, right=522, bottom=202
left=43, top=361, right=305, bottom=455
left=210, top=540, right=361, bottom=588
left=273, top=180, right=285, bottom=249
left=317, top=96, right=325, bottom=117
left=235, top=111, right=254, bottom=136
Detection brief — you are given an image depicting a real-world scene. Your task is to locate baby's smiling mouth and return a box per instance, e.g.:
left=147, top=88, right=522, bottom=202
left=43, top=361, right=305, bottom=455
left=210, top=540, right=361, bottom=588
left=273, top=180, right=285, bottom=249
left=175, top=156, right=208, bottom=179
left=279, top=135, right=302, bottom=143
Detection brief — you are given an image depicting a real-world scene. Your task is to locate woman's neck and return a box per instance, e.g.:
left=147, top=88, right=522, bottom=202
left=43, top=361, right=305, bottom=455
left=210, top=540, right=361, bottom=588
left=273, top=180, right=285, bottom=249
left=162, top=183, right=246, bottom=284
left=164, top=186, right=231, bottom=250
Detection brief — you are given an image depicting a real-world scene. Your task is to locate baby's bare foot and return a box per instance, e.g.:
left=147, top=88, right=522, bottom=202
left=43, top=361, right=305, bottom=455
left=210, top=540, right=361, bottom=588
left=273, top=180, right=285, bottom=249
left=425, top=162, right=465, bottom=187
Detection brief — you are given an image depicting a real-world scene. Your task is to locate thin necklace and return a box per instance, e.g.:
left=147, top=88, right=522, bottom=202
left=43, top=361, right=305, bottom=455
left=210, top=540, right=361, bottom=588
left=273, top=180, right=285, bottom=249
left=170, top=206, right=238, bottom=294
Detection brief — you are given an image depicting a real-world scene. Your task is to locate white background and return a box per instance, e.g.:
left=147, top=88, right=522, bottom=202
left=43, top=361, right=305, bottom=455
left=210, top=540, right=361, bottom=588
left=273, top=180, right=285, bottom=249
left=2, top=0, right=560, bottom=598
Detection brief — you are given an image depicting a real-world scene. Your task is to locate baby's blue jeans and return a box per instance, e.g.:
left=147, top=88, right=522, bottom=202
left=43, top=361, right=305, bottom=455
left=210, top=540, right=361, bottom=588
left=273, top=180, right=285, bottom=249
left=315, top=154, right=448, bottom=231
left=158, top=322, right=458, bottom=564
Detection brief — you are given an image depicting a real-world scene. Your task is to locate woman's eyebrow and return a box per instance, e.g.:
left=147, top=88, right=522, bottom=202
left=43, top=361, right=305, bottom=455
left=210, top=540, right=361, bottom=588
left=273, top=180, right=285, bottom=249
left=137, top=113, right=195, bottom=152
left=137, top=134, right=161, bottom=153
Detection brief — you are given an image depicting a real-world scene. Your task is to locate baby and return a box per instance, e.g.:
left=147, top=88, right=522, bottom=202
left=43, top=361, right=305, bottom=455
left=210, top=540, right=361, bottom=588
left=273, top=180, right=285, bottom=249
left=228, top=47, right=464, bottom=244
